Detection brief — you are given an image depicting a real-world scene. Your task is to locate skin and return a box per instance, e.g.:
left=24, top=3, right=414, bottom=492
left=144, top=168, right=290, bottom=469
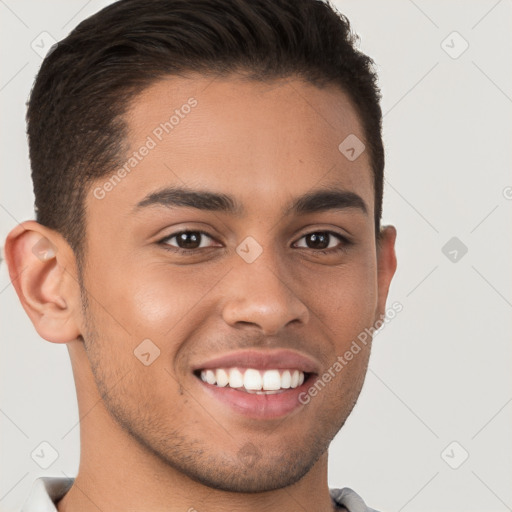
left=5, top=74, right=396, bottom=512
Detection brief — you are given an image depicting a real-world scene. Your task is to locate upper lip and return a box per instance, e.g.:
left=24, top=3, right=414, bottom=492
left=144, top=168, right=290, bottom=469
left=192, top=349, right=320, bottom=374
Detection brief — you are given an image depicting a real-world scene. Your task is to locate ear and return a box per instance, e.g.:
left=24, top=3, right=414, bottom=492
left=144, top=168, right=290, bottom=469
left=4, top=220, right=83, bottom=343
left=374, top=225, right=397, bottom=320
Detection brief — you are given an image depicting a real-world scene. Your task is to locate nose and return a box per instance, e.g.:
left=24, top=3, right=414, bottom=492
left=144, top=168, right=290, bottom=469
left=221, top=255, right=310, bottom=336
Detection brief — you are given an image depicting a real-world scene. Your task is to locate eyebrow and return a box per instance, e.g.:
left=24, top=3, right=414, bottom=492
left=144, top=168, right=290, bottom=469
left=133, top=186, right=368, bottom=216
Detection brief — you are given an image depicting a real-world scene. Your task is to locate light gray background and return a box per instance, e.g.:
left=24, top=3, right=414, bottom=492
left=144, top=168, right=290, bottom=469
left=1, top=1, right=511, bottom=511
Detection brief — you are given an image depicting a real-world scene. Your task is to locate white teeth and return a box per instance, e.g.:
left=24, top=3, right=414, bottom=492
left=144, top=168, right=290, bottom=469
left=281, top=370, right=291, bottom=389
left=290, top=370, right=300, bottom=388
left=228, top=368, right=244, bottom=388
left=262, top=370, right=281, bottom=391
left=244, top=369, right=262, bottom=390
left=216, top=368, right=229, bottom=387
left=199, top=368, right=306, bottom=392
left=205, top=369, right=216, bottom=385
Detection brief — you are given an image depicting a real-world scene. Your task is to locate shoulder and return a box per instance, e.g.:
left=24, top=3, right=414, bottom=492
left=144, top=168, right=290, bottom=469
left=21, top=476, right=74, bottom=512
left=330, top=487, right=380, bottom=512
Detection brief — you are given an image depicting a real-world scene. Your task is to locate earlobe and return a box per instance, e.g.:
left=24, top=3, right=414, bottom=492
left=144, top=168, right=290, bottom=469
left=4, top=220, right=82, bottom=344
left=375, top=225, right=397, bottom=320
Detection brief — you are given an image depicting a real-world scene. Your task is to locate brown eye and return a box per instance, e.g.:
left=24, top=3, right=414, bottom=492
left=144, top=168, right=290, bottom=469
left=175, top=232, right=201, bottom=249
left=304, top=232, right=330, bottom=249
left=294, top=231, right=346, bottom=252
left=161, top=231, right=217, bottom=251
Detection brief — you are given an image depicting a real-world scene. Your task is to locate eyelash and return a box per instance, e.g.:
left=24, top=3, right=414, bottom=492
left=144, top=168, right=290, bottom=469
left=158, top=230, right=351, bottom=256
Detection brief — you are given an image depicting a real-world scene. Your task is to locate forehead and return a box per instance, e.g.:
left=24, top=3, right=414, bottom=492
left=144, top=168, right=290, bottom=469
left=88, top=74, right=374, bottom=222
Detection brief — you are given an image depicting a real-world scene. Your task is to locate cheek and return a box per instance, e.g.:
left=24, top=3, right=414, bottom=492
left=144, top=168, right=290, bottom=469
left=89, top=256, right=218, bottom=338
left=299, top=257, right=378, bottom=340
left=127, top=264, right=220, bottom=334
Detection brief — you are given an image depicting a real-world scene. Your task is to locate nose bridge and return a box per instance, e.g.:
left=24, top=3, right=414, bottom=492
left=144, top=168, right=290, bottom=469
left=220, top=239, right=310, bottom=335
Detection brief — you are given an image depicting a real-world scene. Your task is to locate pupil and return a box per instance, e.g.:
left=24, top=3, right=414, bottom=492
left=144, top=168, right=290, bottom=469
left=307, top=232, right=329, bottom=249
left=178, top=232, right=200, bottom=249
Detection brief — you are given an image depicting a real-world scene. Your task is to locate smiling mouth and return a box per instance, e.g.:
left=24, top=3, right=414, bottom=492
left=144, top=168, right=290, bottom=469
left=194, top=367, right=312, bottom=394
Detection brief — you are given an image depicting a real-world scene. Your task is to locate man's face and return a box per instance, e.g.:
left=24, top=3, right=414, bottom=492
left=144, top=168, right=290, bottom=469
left=78, top=75, right=393, bottom=492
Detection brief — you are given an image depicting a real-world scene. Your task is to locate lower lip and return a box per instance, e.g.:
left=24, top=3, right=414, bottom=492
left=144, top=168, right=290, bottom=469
left=196, top=377, right=313, bottom=419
